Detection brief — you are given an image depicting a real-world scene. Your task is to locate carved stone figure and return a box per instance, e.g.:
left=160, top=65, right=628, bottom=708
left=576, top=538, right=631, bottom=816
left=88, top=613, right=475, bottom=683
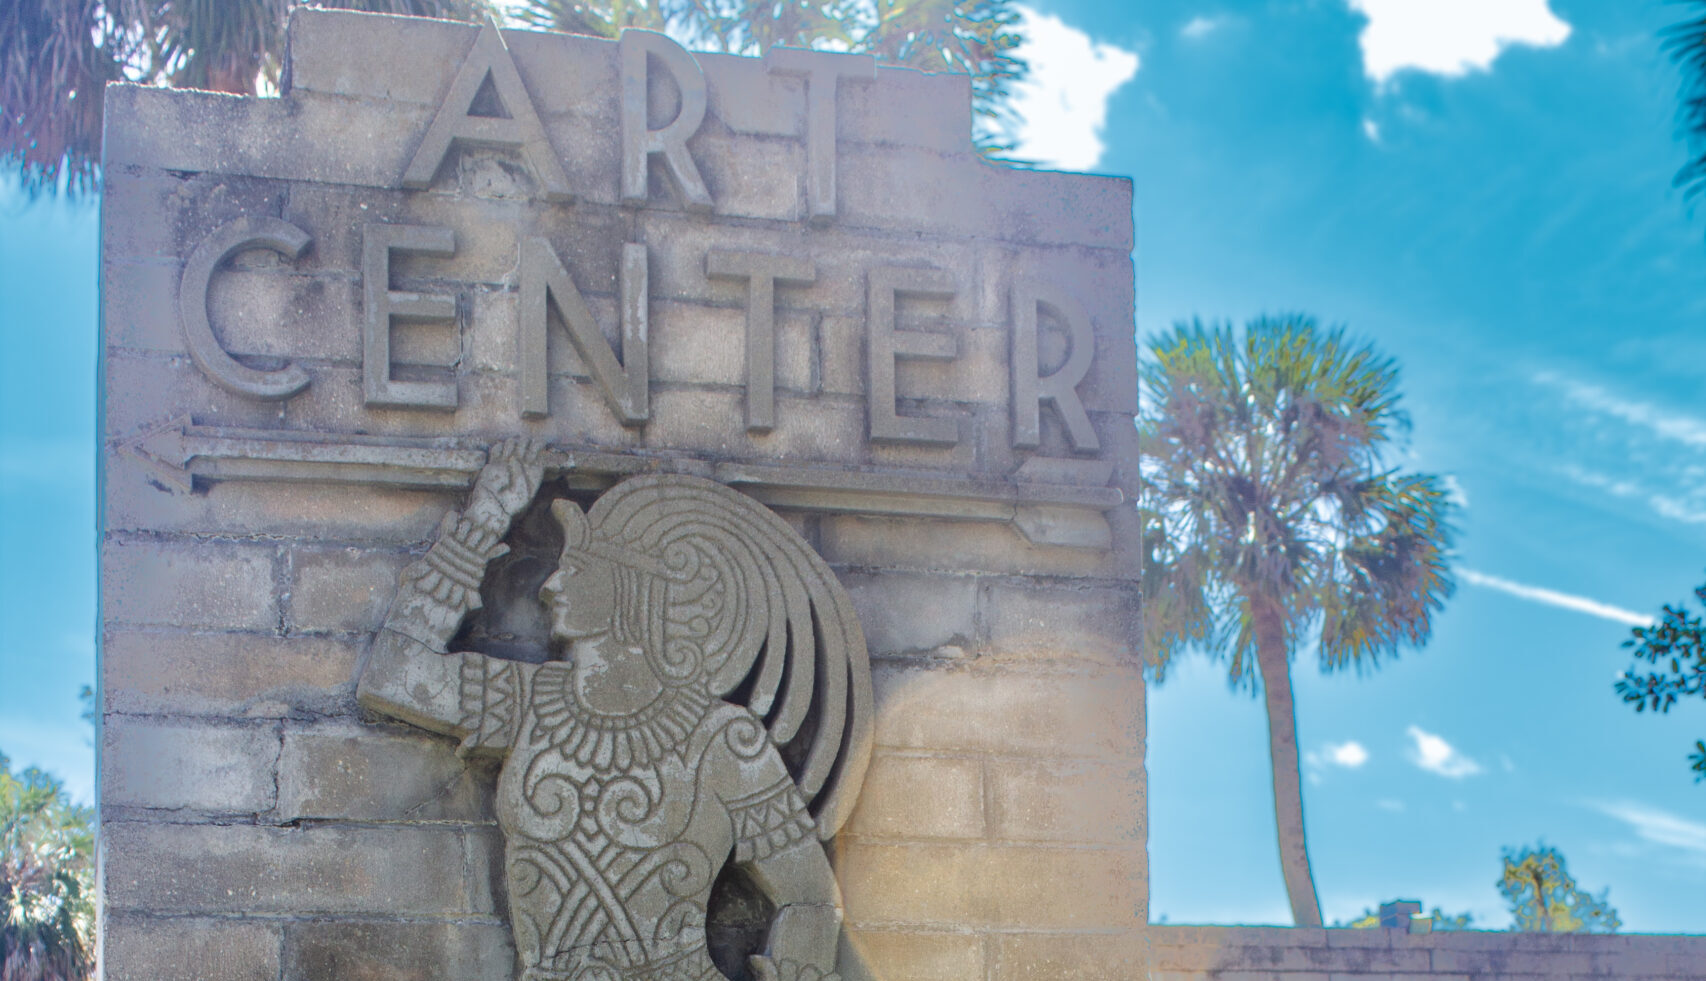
left=357, top=440, right=872, bottom=981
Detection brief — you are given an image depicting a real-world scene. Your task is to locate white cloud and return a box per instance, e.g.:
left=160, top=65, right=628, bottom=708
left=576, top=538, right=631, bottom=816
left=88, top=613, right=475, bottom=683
left=1361, top=117, right=1381, bottom=143
left=1346, top=0, right=1571, bottom=85
left=1440, top=474, right=1470, bottom=509
left=1009, top=6, right=1139, bottom=171
left=1535, top=372, right=1706, bottom=449
left=1459, top=567, right=1655, bottom=627
left=1180, top=15, right=1229, bottom=40
left=1406, top=725, right=1482, bottom=778
left=1593, top=801, right=1706, bottom=863
left=1304, top=740, right=1369, bottom=782
left=1328, top=741, right=1369, bottom=767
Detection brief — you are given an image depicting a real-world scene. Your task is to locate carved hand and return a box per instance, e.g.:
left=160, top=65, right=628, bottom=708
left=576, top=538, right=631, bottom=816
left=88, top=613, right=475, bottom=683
left=748, top=957, right=840, bottom=981
left=467, top=437, right=548, bottom=533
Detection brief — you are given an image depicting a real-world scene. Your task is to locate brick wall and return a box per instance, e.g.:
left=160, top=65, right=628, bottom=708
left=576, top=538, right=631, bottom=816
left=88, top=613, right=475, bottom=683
left=1144, top=926, right=1706, bottom=981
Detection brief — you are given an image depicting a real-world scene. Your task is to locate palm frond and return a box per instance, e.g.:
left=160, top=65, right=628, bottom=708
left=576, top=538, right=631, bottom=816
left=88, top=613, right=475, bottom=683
left=1140, top=315, right=1457, bottom=688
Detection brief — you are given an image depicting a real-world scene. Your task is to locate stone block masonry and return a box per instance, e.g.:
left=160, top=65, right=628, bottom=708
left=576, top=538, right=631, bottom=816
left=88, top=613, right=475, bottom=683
left=99, top=8, right=1143, bottom=981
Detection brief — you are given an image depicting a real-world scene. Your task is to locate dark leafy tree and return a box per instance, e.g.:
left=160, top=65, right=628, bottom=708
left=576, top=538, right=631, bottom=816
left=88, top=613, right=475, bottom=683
left=1140, top=316, right=1456, bottom=927
left=1, top=0, right=494, bottom=198
left=1498, top=844, right=1620, bottom=933
left=1, top=752, right=95, bottom=981
left=1614, top=574, right=1706, bottom=781
left=512, top=0, right=1026, bottom=155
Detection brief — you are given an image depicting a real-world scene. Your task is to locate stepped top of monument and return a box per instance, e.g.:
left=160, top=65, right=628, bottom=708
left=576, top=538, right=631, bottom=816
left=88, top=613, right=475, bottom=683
left=102, top=7, right=1132, bottom=253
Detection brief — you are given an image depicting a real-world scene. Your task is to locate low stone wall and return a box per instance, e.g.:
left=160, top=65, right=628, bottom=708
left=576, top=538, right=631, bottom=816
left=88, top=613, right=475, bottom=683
left=1144, top=925, right=1706, bottom=981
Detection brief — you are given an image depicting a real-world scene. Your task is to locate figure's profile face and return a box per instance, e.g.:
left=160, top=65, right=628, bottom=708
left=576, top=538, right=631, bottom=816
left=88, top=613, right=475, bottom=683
left=539, top=549, right=618, bottom=647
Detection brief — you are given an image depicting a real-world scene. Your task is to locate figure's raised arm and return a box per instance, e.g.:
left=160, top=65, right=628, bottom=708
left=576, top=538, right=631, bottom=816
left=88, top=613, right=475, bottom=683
left=356, top=438, right=546, bottom=745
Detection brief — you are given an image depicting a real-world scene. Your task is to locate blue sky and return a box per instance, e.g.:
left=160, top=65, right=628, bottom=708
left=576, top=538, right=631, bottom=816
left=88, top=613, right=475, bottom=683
left=3, top=0, right=1704, bottom=935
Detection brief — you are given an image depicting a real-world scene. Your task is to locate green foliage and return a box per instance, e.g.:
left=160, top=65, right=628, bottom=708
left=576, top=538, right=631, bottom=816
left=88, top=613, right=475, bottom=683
left=1339, top=907, right=1475, bottom=930
left=1666, top=2, right=1706, bottom=207
left=1, top=752, right=95, bottom=981
left=1614, top=573, right=1706, bottom=781
left=1498, top=844, right=1620, bottom=934
left=512, top=0, right=1027, bottom=155
left=1139, top=316, right=1457, bottom=687
left=1, top=0, right=494, bottom=198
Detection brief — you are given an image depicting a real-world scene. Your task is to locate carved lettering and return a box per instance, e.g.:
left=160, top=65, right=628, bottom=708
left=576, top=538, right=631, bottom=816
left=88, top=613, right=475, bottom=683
left=764, top=48, right=876, bottom=223
left=620, top=30, right=713, bottom=212
left=363, top=224, right=459, bottom=410
left=705, top=250, right=817, bottom=432
left=521, top=238, right=650, bottom=424
left=867, top=267, right=959, bottom=446
left=1011, top=281, right=1099, bottom=452
left=401, top=21, right=573, bottom=200
left=178, top=217, right=313, bottom=401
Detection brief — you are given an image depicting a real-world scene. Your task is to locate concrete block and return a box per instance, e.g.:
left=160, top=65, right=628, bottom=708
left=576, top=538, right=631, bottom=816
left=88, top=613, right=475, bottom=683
left=840, top=572, right=978, bottom=657
left=840, top=65, right=972, bottom=154
left=101, top=822, right=490, bottom=916
left=870, top=663, right=1145, bottom=760
left=649, top=298, right=815, bottom=393
left=101, top=538, right=277, bottom=630
left=276, top=720, right=493, bottom=822
left=281, top=918, right=513, bottom=981
left=104, top=85, right=428, bottom=188
left=287, top=546, right=410, bottom=633
left=991, top=932, right=1150, bottom=981
left=106, top=463, right=446, bottom=544
left=102, top=629, right=359, bottom=718
left=103, top=913, right=281, bottom=981
left=986, top=758, right=1142, bottom=844
left=643, top=388, right=865, bottom=463
left=102, top=715, right=279, bottom=813
left=842, top=754, right=984, bottom=840
left=820, top=514, right=1124, bottom=578
left=982, top=581, right=1140, bottom=666
left=837, top=841, right=1143, bottom=930
left=840, top=929, right=985, bottom=981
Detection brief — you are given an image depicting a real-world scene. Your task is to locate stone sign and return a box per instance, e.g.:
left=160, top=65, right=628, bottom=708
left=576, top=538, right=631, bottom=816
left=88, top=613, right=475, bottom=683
left=98, top=9, right=1144, bottom=981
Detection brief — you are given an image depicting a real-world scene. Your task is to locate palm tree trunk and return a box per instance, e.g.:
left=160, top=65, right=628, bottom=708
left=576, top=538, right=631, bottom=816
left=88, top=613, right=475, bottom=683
left=1252, top=598, right=1323, bottom=927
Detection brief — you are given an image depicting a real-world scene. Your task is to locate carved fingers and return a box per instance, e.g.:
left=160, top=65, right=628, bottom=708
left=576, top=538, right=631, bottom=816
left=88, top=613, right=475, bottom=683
left=468, top=436, right=549, bottom=531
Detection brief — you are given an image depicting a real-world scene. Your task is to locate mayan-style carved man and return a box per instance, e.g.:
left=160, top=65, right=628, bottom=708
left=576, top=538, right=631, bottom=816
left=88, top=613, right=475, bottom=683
left=357, top=440, right=872, bottom=981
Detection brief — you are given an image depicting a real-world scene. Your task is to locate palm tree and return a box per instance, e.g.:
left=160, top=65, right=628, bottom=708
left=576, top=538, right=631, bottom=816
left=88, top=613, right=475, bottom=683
left=1139, top=316, right=1455, bottom=926
left=1665, top=1, right=1706, bottom=204
left=3, top=0, right=1027, bottom=198
left=1, top=753, right=95, bottom=981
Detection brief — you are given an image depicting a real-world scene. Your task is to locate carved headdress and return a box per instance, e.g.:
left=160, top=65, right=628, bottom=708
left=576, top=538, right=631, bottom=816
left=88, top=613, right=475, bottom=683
left=550, top=475, right=872, bottom=839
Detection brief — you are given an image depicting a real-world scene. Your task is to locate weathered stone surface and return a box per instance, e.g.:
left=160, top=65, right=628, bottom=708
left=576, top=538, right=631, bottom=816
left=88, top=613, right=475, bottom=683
left=276, top=720, right=493, bottom=822
left=287, top=546, right=410, bottom=634
left=280, top=919, right=514, bottom=981
left=102, top=629, right=359, bottom=718
left=102, top=822, right=492, bottom=915
left=841, top=929, right=986, bottom=981
left=102, top=715, right=279, bottom=813
left=841, top=572, right=978, bottom=657
left=101, top=539, right=277, bottom=630
left=842, top=754, right=984, bottom=840
left=836, top=841, right=1144, bottom=930
left=982, top=582, right=1141, bottom=665
left=869, top=664, right=1145, bottom=760
left=103, top=913, right=282, bottom=981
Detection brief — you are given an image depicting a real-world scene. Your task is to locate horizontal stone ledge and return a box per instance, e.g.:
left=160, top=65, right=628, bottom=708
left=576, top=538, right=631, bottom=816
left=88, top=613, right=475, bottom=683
left=117, top=418, right=1124, bottom=550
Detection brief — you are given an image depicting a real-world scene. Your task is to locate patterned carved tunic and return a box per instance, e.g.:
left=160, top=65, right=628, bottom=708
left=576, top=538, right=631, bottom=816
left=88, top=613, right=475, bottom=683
left=457, top=656, right=815, bottom=981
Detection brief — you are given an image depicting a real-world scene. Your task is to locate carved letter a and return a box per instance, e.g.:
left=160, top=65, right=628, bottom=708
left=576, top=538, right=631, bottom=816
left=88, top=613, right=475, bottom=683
left=402, top=21, right=573, bottom=201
